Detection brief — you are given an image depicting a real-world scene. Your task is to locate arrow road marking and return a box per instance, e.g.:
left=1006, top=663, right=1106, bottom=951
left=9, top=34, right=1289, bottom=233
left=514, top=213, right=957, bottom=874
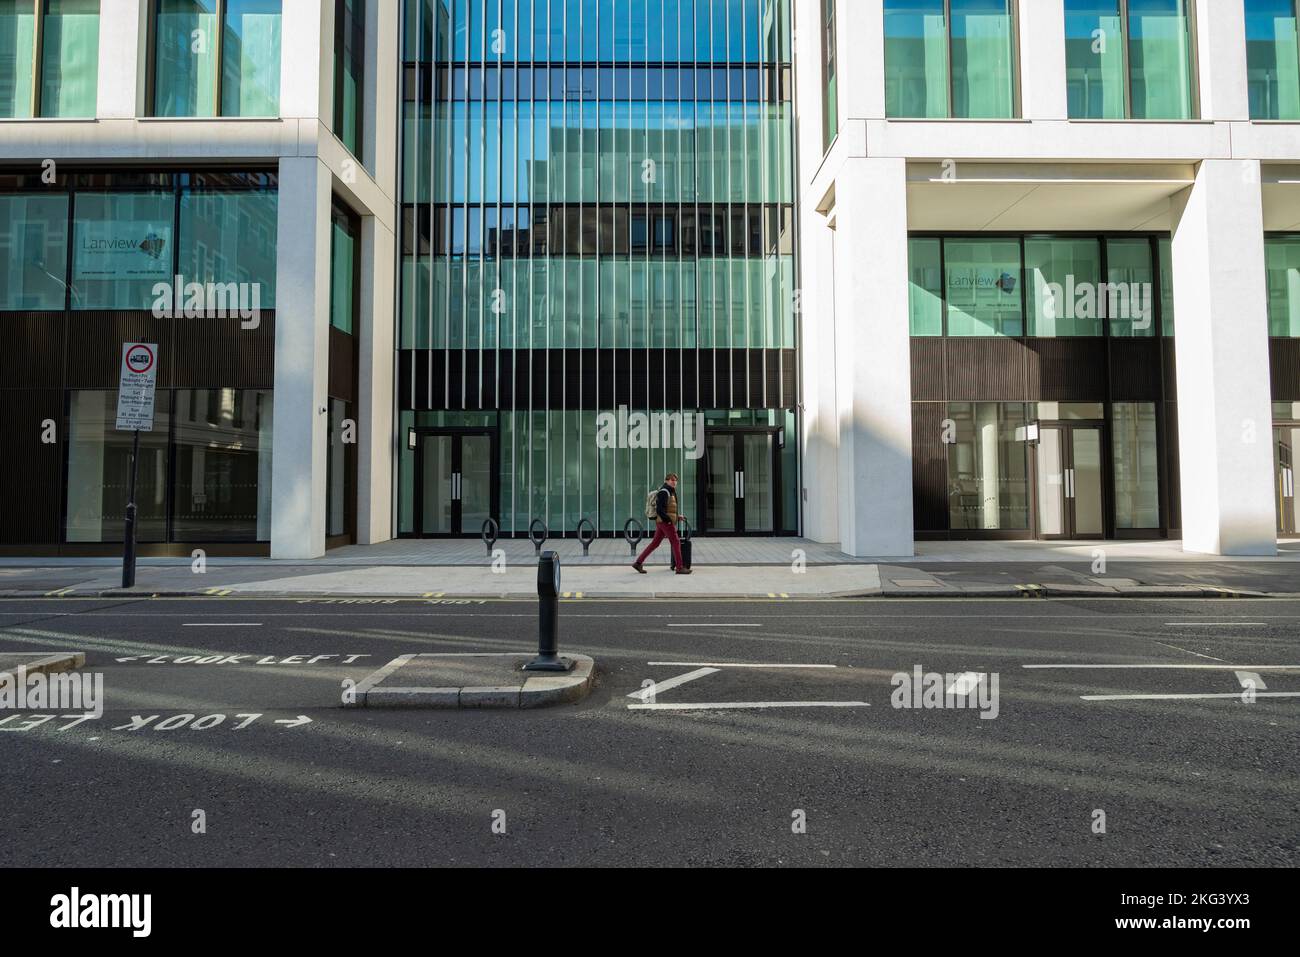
left=273, top=716, right=312, bottom=729
left=945, top=672, right=985, bottom=696
left=627, top=667, right=720, bottom=701
left=1235, top=671, right=1267, bottom=691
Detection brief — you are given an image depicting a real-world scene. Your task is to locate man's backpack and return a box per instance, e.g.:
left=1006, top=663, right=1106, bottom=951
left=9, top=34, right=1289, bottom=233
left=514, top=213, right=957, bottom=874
left=644, top=488, right=661, bottom=521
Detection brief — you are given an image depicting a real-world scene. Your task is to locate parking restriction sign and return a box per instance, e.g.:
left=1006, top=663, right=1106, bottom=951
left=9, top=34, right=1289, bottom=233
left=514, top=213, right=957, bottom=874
left=116, top=343, right=158, bottom=432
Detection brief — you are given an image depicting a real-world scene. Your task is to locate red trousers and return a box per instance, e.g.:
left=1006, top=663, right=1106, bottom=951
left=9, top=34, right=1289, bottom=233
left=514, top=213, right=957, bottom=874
left=636, top=520, right=684, bottom=568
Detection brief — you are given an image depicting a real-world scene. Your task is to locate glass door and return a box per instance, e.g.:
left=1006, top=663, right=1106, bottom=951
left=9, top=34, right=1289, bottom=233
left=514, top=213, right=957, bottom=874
left=1035, top=423, right=1105, bottom=539
left=704, top=433, right=737, bottom=533
left=701, top=429, right=778, bottom=535
left=414, top=430, right=498, bottom=537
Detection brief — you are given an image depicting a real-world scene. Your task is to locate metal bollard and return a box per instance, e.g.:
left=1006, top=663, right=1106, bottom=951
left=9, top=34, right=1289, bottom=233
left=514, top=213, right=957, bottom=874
left=523, top=552, right=573, bottom=672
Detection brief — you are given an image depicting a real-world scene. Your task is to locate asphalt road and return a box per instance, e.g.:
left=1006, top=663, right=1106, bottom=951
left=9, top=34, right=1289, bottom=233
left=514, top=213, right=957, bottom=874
left=1, top=595, right=1297, bottom=867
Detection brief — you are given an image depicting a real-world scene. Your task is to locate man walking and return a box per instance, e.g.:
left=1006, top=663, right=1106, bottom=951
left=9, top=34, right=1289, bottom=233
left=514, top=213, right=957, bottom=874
left=633, top=473, right=691, bottom=574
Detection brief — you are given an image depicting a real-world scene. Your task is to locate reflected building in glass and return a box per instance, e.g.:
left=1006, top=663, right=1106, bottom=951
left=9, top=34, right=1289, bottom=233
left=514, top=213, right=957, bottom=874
left=396, top=0, right=798, bottom=538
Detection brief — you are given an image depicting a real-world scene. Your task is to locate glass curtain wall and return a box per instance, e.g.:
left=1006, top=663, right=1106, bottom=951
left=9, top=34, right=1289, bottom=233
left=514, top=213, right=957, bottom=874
left=399, top=0, right=797, bottom=536
left=1065, top=0, right=1195, bottom=119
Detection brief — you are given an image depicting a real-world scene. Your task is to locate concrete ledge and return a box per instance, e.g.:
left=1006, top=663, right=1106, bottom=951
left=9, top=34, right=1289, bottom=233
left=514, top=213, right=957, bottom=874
left=0, top=652, right=85, bottom=681
left=347, top=653, right=595, bottom=710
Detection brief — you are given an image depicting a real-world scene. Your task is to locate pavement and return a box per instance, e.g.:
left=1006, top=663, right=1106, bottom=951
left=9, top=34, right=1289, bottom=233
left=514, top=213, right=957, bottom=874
left=1, top=593, right=1296, bottom=867
left=3, top=537, right=1300, bottom=599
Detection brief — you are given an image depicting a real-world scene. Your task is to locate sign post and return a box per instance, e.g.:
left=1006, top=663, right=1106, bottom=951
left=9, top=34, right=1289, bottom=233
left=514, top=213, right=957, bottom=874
left=116, top=343, right=158, bottom=588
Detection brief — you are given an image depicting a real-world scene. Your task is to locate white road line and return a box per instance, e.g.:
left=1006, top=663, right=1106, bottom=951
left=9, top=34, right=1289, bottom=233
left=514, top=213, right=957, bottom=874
left=945, top=672, right=985, bottom=696
left=1235, top=671, right=1267, bottom=691
left=647, top=662, right=837, bottom=669
left=1163, top=622, right=1267, bottom=626
left=628, top=701, right=870, bottom=711
left=182, top=623, right=262, bottom=627
left=1082, top=692, right=1300, bottom=701
left=627, top=667, right=720, bottom=701
left=666, top=623, right=762, bottom=628
left=1023, top=664, right=1300, bottom=670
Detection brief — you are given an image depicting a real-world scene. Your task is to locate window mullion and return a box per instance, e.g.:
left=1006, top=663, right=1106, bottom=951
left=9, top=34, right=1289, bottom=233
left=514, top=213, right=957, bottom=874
left=1120, top=0, right=1132, bottom=119
left=31, top=0, right=43, bottom=117
left=214, top=0, right=227, bottom=116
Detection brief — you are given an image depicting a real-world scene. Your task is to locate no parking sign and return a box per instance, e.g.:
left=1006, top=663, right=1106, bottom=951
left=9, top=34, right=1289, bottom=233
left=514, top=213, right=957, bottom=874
left=116, top=342, right=158, bottom=432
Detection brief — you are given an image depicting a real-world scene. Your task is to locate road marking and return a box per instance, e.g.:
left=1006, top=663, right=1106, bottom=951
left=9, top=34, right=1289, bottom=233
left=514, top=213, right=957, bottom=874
left=1163, top=622, right=1267, bottom=626
left=628, top=701, right=870, bottom=711
left=945, top=672, right=985, bottom=696
left=203, top=588, right=233, bottom=596
left=627, top=667, right=720, bottom=701
left=1024, top=663, right=1300, bottom=670
left=1235, top=671, right=1267, bottom=691
left=647, top=662, right=836, bottom=669
left=43, top=588, right=75, bottom=597
left=181, top=622, right=261, bottom=627
left=1150, top=640, right=1224, bottom=661
left=1081, top=692, right=1300, bottom=702
left=273, top=716, right=313, bottom=728
left=666, top=623, right=763, bottom=628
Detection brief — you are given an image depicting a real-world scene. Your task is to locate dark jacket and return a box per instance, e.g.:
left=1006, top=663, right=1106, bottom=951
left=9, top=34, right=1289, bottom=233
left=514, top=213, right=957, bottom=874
left=655, top=484, right=679, bottom=525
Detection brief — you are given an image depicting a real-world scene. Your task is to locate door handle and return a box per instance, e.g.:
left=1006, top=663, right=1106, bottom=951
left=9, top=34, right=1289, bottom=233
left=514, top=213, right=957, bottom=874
left=452, top=473, right=461, bottom=501
left=739, top=472, right=745, bottom=500
left=1066, top=469, right=1075, bottom=499
left=734, top=472, right=740, bottom=500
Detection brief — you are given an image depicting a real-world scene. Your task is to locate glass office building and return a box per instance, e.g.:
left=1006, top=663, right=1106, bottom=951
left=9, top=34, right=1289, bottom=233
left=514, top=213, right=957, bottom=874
left=396, top=0, right=798, bottom=538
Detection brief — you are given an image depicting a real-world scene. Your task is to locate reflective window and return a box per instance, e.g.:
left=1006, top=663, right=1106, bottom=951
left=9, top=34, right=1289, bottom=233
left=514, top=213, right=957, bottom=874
left=66, top=390, right=170, bottom=543
left=944, top=239, right=1023, bottom=336
left=885, top=0, right=1016, bottom=118
left=334, top=0, right=365, bottom=157
left=1266, top=235, right=1300, bottom=336
left=179, top=188, right=278, bottom=308
left=822, top=0, right=837, bottom=147
left=1065, top=0, right=1196, bottom=119
left=172, top=389, right=273, bottom=541
left=0, top=0, right=99, bottom=118
left=946, top=402, right=1031, bottom=531
left=1025, top=237, right=1103, bottom=337
left=0, top=1, right=38, bottom=117
left=71, top=191, right=175, bottom=311
left=1247, top=0, right=1300, bottom=119
left=1113, top=401, right=1161, bottom=529
left=913, top=234, right=1171, bottom=338
left=908, top=237, right=943, bottom=336
left=1105, top=238, right=1156, bottom=337
left=0, top=193, right=69, bottom=309
left=330, top=200, right=358, bottom=333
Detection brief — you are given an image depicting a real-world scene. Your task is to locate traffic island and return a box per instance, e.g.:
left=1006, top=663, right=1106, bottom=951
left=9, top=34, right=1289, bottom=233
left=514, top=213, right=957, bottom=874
left=0, top=652, right=85, bottom=682
left=347, top=652, right=595, bottom=710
